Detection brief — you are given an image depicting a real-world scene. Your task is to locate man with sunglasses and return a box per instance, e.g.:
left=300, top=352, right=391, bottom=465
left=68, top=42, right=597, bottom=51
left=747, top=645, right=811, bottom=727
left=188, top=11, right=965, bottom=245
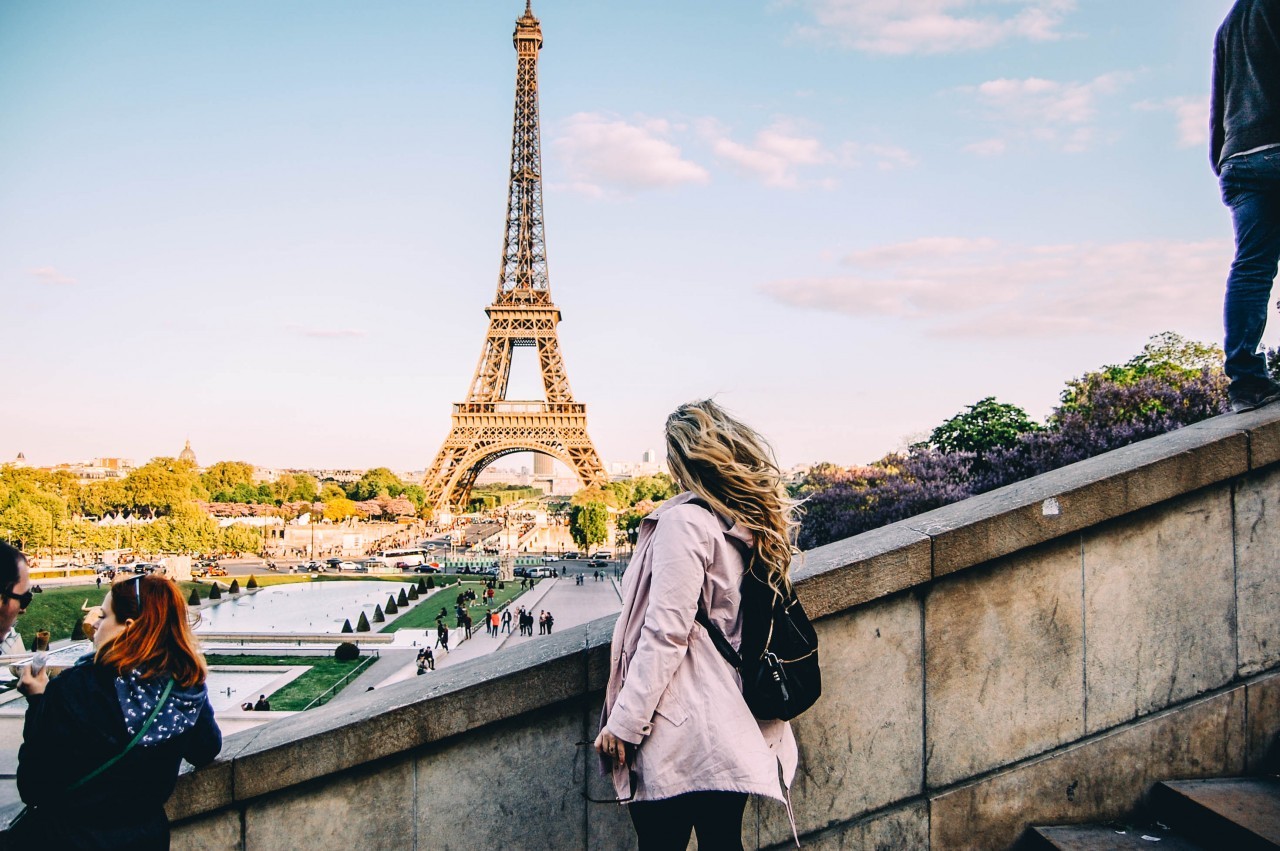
left=0, top=543, right=33, bottom=651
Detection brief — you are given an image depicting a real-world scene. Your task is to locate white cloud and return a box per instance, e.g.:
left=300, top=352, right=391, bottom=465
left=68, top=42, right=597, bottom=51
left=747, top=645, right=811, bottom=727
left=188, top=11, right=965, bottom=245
left=960, top=72, right=1130, bottom=153
left=1135, top=95, right=1209, bottom=148
left=760, top=236, right=1230, bottom=338
left=550, top=112, right=709, bottom=197
left=28, top=266, right=76, bottom=286
left=699, top=119, right=915, bottom=188
left=792, top=0, right=1076, bottom=55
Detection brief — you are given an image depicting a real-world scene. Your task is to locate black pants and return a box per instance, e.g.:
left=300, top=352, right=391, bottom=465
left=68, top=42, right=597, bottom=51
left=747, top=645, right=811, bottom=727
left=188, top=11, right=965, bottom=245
left=628, top=791, right=748, bottom=851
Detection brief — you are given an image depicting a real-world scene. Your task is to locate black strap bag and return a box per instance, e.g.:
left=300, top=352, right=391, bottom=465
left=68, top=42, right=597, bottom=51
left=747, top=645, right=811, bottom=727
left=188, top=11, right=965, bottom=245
left=688, top=500, right=821, bottom=721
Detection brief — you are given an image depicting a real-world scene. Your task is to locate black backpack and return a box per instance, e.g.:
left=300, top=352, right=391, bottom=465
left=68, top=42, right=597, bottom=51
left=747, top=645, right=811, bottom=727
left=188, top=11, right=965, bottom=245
left=688, top=501, right=821, bottom=721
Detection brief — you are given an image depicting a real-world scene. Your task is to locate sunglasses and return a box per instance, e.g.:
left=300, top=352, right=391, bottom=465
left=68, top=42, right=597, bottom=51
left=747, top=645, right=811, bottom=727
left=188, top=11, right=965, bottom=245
left=574, top=741, right=637, bottom=804
left=2, top=589, right=33, bottom=612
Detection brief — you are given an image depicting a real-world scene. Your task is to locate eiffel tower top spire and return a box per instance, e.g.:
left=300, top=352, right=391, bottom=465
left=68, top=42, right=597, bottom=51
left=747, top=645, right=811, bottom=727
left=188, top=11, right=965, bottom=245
left=498, top=0, right=549, bottom=305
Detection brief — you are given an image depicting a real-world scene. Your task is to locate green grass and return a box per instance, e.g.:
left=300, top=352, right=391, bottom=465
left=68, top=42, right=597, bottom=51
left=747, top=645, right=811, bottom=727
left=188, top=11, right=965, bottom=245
left=17, top=580, right=217, bottom=647
left=203, top=653, right=373, bottom=711
left=380, top=578, right=534, bottom=633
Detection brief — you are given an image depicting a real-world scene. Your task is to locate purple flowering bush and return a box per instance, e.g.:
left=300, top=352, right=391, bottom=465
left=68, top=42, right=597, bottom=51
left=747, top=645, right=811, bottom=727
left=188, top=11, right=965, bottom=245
left=796, top=335, right=1231, bottom=550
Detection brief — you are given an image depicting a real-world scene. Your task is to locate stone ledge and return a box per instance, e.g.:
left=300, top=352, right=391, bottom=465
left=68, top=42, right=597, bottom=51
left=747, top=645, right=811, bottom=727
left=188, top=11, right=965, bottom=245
left=792, top=524, right=931, bottom=620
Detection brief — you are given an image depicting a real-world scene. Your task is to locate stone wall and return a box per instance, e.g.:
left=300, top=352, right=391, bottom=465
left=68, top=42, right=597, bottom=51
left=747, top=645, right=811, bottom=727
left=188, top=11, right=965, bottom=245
left=14, top=407, right=1280, bottom=850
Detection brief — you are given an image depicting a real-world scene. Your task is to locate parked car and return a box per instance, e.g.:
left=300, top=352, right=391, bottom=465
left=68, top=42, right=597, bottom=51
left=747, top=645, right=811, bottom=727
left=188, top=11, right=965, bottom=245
left=352, top=565, right=370, bottom=573
left=590, top=551, right=613, bottom=560
left=540, top=556, right=557, bottom=564
left=300, top=562, right=325, bottom=573
left=528, top=567, right=557, bottom=578
left=413, top=564, right=440, bottom=574
left=207, top=565, right=228, bottom=577
left=89, top=563, right=112, bottom=574
left=563, top=552, right=579, bottom=560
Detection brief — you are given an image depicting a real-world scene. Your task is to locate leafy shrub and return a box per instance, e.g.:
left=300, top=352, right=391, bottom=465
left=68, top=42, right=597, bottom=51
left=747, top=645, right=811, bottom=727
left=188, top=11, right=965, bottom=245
left=334, top=641, right=360, bottom=661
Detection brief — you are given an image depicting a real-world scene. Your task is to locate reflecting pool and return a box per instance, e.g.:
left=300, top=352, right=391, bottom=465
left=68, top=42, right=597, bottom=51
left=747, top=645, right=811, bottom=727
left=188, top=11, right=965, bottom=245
left=195, top=580, right=417, bottom=634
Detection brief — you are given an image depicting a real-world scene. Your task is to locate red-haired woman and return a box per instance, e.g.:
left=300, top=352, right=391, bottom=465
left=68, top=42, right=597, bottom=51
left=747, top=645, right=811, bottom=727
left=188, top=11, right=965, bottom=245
left=11, top=574, right=222, bottom=850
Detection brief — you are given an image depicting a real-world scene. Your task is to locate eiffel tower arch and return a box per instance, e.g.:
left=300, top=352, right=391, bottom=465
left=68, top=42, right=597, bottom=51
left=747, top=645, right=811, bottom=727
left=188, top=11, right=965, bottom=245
left=422, top=3, right=608, bottom=513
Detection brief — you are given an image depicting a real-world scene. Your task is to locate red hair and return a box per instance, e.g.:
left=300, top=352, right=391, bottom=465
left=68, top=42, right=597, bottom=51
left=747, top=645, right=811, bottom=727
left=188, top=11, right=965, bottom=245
left=96, top=574, right=207, bottom=688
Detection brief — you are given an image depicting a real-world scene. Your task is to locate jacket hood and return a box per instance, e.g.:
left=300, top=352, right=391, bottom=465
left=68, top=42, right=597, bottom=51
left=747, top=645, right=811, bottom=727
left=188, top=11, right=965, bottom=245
left=114, top=669, right=209, bottom=747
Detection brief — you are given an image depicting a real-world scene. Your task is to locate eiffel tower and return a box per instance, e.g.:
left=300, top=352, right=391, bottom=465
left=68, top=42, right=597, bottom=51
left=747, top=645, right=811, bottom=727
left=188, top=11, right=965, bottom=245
left=422, top=2, right=608, bottom=513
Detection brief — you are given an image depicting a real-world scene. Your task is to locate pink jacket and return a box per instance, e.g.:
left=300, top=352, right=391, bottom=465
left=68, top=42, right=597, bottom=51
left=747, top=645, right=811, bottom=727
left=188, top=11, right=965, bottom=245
left=602, top=492, right=797, bottom=803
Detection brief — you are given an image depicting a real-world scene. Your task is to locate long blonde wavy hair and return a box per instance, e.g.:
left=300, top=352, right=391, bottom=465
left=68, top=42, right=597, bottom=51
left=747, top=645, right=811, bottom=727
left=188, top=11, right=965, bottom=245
left=665, top=399, right=799, bottom=595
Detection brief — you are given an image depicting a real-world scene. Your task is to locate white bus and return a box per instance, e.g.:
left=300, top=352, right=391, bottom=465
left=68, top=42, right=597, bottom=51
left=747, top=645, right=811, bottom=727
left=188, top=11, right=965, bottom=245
left=380, top=548, right=425, bottom=568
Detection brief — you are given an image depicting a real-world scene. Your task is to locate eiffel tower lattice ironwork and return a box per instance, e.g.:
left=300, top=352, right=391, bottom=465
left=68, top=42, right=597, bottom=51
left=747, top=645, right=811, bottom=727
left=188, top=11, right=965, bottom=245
left=422, top=2, right=607, bottom=513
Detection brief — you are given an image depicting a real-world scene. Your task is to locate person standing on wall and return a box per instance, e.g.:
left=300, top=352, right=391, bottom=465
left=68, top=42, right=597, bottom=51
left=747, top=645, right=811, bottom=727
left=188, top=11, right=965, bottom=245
left=595, top=400, right=799, bottom=851
left=1214, top=0, right=1280, bottom=412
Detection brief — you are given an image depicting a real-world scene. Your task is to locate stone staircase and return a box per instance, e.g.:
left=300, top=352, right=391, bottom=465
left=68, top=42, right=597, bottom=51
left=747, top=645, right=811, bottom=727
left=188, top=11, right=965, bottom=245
left=1030, top=777, right=1280, bottom=850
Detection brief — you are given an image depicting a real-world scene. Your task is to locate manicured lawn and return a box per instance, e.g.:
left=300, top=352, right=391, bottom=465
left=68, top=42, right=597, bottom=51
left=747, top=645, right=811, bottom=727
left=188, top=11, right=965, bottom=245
left=203, top=653, right=374, bottom=711
left=17, top=580, right=216, bottom=647
left=381, top=578, right=535, bottom=633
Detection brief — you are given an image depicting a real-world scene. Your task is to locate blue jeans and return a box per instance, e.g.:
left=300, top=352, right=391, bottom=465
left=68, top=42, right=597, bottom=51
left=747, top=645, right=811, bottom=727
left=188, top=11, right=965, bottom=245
left=1221, top=147, right=1280, bottom=386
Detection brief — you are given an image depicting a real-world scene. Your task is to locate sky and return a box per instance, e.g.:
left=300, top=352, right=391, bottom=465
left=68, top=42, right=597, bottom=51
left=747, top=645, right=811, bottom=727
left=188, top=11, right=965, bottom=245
left=0, top=0, right=1262, bottom=473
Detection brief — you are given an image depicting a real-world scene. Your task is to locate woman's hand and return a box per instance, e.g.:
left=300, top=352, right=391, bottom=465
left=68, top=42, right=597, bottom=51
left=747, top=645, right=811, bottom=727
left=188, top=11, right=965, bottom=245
left=594, top=728, right=631, bottom=764
left=17, top=665, right=48, bottom=697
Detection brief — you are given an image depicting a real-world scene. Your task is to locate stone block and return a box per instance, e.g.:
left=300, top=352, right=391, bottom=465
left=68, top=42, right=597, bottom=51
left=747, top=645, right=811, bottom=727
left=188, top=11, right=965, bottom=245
left=925, top=537, right=1085, bottom=787
left=929, top=687, right=1246, bottom=851
left=230, top=627, right=590, bottom=799
left=903, top=424, right=1247, bottom=578
left=1246, top=671, right=1280, bottom=773
left=791, top=524, right=931, bottom=620
left=1235, top=404, right=1280, bottom=469
left=766, top=801, right=929, bottom=851
left=1082, top=487, right=1236, bottom=733
left=171, top=809, right=242, bottom=851
left=757, top=594, right=924, bottom=847
left=1234, top=466, right=1280, bottom=676
left=243, top=753, right=415, bottom=850
left=415, top=701, right=586, bottom=851
left=583, top=693, right=639, bottom=851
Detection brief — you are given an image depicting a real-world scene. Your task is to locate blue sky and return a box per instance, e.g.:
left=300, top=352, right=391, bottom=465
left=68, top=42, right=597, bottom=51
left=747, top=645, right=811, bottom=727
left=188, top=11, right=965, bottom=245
left=1, top=0, right=1257, bottom=472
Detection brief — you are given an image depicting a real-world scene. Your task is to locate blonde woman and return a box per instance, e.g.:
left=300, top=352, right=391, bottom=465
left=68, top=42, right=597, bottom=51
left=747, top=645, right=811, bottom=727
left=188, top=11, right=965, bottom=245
left=595, top=399, right=799, bottom=851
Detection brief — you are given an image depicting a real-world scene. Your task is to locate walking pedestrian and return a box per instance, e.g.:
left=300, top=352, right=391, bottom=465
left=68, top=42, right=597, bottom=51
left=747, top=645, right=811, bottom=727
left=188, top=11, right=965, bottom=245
left=501, top=608, right=512, bottom=633
left=1213, top=0, right=1280, bottom=411
left=596, top=400, right=800, bottom=849
left=545, top=611, right=554, bottom=634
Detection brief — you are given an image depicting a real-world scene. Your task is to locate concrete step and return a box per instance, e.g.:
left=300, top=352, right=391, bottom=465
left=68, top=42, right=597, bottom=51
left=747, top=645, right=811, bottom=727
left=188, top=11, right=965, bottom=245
left=1152, top=778, right=1280, bottom=851
left=1028, top=823, right=1208, bottom=850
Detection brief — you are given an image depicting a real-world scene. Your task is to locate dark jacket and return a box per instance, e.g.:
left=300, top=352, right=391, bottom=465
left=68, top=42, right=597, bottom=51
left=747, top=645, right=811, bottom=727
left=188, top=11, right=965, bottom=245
left=10, top=656, right=222, bottom=850
left=1212, top=0, right=1280, bottom=173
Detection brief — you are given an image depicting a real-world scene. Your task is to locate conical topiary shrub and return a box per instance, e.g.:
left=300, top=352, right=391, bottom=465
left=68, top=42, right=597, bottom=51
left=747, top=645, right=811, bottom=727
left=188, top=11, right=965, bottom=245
left=70, top=615, right=87, bottom=641
left=398, top=588, right=409, bottom=606
left=208, top=583, right=222, bottom=600
left=356, top=612, right=370, bottom=632
left=385, top=595, right=398, bottom=614
left=407, top=585, right=420, bottom=601
left=372, top=604, right=385, bottom=623
left=341, top=619, right=353, bottom=633
left=417, top=578, right=428, bottom=593
left=188, top=588, right=201, bottom=606
left=247, top=575, right=259, bottom=589
left=426, top=576, right=436, bottom=589
left=229, top=579, right=241, bottom=594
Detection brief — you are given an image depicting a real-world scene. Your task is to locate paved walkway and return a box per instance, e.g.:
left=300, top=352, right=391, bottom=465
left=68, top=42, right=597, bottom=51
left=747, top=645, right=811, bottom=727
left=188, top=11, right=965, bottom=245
left=376, top=573, right=623, bottom=688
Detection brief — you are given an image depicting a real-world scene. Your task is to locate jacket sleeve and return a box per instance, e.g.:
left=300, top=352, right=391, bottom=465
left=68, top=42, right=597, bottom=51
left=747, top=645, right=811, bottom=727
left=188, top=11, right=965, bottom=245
left=16, top=686, right=67, bottom=805
left=606, top=507, right=712, bottom=745
left=182, top=697, right=222, bottom=768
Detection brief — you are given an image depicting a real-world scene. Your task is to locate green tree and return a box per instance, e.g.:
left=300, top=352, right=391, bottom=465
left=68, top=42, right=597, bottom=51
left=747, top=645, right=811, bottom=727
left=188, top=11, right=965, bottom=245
left=348, top=468, right=406, bottom=501
left=200, top=462, right=256, bottom=497
left=569, top=501, right=609, bottom=550
left=274, top=473, right=319, bottom=504
left=929, top=397, right=1042, bottom=456
left=323, top=498, right=364, bottom=522
left=1059, top=332, right=1226, bottom=419
left=631, top=474, right=677, bottom=503
left=219, top=524, right=263, bottom=555
left=319, top=482, right=347, bottom=501
left=122, top=458, right=207, bottom=516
